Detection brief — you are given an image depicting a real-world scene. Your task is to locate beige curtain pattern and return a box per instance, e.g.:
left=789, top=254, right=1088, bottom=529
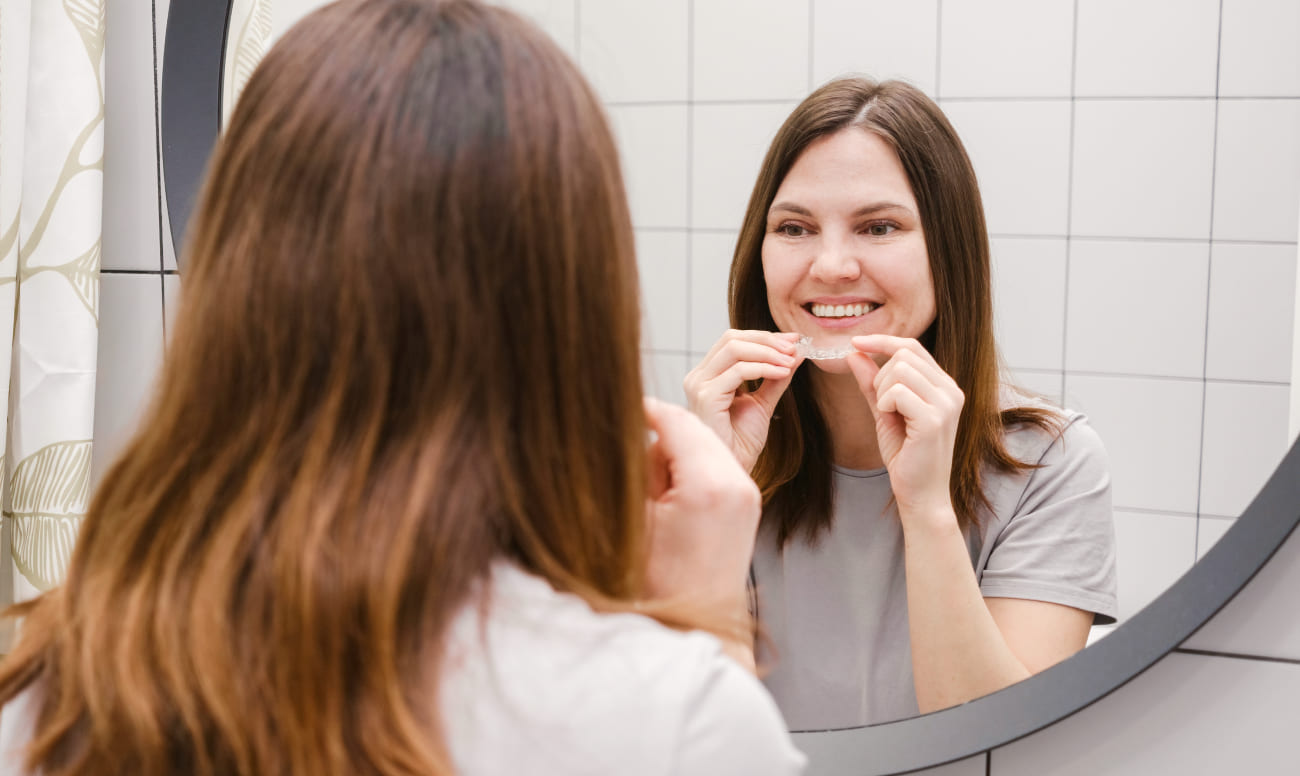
left=0, top=0, right=104, bottom=630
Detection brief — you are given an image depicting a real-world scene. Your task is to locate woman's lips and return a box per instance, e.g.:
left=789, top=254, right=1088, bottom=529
left=803, top=301, right=880, bottom=329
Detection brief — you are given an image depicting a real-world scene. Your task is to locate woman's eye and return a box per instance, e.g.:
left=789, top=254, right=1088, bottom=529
left=865, top=222, right=896, bottom=237
left=777, top=224, right=808, bottom=237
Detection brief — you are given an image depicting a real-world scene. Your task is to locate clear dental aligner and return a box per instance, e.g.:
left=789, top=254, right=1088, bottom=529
left=796, top=335, right=854, bottom=360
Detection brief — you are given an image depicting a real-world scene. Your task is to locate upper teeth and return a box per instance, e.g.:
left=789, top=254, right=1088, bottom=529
left=812, top=303, right=875, bottom=318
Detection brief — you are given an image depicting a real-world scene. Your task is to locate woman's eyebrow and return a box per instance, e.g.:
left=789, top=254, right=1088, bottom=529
left=767, top=201, right=914, bottom=218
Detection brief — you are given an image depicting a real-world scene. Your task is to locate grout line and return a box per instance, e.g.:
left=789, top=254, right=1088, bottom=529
left=151, top=0, right=169, bottom=338
left=1059, top=369, right=1288, bottom=386
left=1175, top=647, right=1300, bottom=667
left=1060, top=0, right=1079, bottom=403
left=1112, top=506, right=1203, bottom=519
left=934, top=0, right=942, bottom=98
left=1194, top=0, right=1227, bottom=556
left=685, top=0, right=694, bottom=355
left=807, top=0, right=814, bottom=91
left=991, top=233, right=1296, bottom=246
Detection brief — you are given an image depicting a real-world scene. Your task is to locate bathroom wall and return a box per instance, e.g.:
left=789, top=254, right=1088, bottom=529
left=97, top=1, right=1298, bottom=773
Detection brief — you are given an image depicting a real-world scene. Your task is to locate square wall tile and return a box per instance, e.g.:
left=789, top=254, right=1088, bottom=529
left=992, top=652, right=1300, bottom=775
left=1212, top=99, right=1300, bottom=243
left=690, top=231, right=739, bottom=352
left=692, top=102, right=797, bottom=230
left=1111, top=510, right=1197, bottom=623
left=1199, top=382, right=1290, bottom=517
left=103, top=0, right=163, bottom=271
left=938, top=0, right=1073, bottom=98
left=812, top=0, right=938, bottom=95
left=608, top=105, right=689, bottom=228
left=1183, top=519, right=1300, bottom=661
left=1065, top=239, right=1209, bottom=378
left=643, top=351, right=690, bottom=406
left=944, top=100, right=1071, bottom=235
left=635, top=230, right=689, bottom=351
left=1064, top=374, right=1203, bottom=513
left=1003, top=368, right=1063, bottom=404
left=1071, top=100, right=1216, bottom=239
left=494, top=0, right=576, bottom=57
left=579, top=0, right=687, bottom=103
left=1074, top=0, right=1219, bottom=97
left=1196, top=515, right=1234, bottom=559
left=1206, top=242, right=1296, bottom=383
left=693, top=0, right=810, bottom=101
left=92, top=274, right=166, bottom=489
left=990, top=237, right=1067, bottom=371
left=1219, top=0, right=1300, bottom=97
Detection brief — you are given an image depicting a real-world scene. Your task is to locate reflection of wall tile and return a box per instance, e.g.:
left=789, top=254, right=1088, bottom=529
left=1064, top=374, right=1203, bottom=514
left=495, top=0, right=576, bottom=57
left=944, top=100, right=1071, bottom=236
left=1112, top=510, right=1197, bottom=623
left=993, top=652, right=1300, bottom=773
left=1212, top=99, right=1300, bottom=243
left=579, top=0, right=687, bottom=103
left=990, top=237, right=1067, bottom=371
left=609, top=105, right=689, bottom=229
left=1004, top=368, right=1063, bottom=405
left=693, top=0, right=809, bottom=101
left=689, top=231, right=738, bottom=352
left=691, top=103, right=795, bottom=230
left=1206, top=243, right=1296, bottom=383
left=635, top=230, right=689, bottom=352
left=1071, top=100, right=1216, bottom=240
left=939, top=0, right=1072, bottom=98
left=104, top=0, right=162, bottom=271
left=1065, top=239, right=1209, bottom=378
left=1199, top=382, right=1291, bottom=517
left=1196, top=515, right=1235, bottom=560
left=1218, top=0, right=1300, bottom=97
left=1074, top=0, right=1219, bottom=97
left=643, top=351, right=690, bottom=407
left=1184, top=525, right=1300, bottom=661
left=812, top=0, right=938, bottom=95
left=92, top=275, right=165, bottom=488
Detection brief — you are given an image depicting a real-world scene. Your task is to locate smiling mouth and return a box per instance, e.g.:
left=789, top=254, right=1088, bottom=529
left=809, top=302, right=879, bottom=318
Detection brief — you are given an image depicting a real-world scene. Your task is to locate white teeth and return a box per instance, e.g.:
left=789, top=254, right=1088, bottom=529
left=811, top=302, right=876, bottom=318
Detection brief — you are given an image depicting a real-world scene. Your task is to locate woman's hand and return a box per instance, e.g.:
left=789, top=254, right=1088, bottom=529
left=643, top=398, right=762, bottom=609
left=683, top=330, right=801, bottom=472
left=846, top=335, right=963, bottom=522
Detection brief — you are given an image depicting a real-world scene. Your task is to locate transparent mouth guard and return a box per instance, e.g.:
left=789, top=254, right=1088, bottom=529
left=796, top=335, right=855, bottom=360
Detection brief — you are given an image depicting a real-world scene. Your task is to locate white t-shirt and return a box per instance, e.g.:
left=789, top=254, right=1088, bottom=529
left=754, top=406, right=1118, bottom=731
left=0, top=563, right=807, bottom=776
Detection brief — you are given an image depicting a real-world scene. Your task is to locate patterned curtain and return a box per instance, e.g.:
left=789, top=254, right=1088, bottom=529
left=0, top=0, right=104, bottom=641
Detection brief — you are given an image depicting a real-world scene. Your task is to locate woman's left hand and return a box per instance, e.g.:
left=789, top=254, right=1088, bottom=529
left=845, top=334, right=964, bottom=521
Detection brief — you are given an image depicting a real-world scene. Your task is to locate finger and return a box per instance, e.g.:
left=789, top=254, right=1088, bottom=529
left=700, top=329, right=799, bottom=366
left=686, top=338, right=799, bottom=396
left=874, top=381, right=935, bottom=423
left=644, top=396, right=741, bottom=474
left=845, top=351, right=882, bottom=417
left=874, top=357, right=949, bottom=408
left=698, top=361, right=794, bottom=407
left=747, top=358, right=802, bottom=414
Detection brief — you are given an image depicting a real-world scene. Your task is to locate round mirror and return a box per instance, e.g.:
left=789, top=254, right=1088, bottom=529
left=161, top=2, right=1300, bottom=772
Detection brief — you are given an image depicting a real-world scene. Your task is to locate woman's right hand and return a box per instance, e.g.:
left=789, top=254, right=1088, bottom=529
left=683, top=330, right=802, bottom=473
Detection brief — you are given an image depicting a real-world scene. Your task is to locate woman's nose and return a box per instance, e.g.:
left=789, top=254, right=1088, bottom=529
left=809, top=236, right=861, bottom=282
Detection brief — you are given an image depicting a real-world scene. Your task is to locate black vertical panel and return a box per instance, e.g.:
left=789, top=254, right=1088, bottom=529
left=160, top=0, right=232, bottom=265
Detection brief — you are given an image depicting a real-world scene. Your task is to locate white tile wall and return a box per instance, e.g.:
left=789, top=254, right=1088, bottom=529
left=579, top=0, right=688, bottom=103
left=1196, top=514, right=1235, bottom=559
left=938, top=0, right=1073, bottom=98
left=1206, top=243, right=1297, bottom=383
left=1074, top=0, right=1220, bottom=97
left=1212, top=98, right=1300, bottom=243
left=990, top=237, right=1067, bottom=371
left=689, top=230, right=739, bottom=352
left=643, top=351, right=690, bottom=407
left=1065, top=239, right=1209, bottom=378
left=635, top=229, right=690, bottom=352
left=942, top=100, right=1071, bottom=236
left=1065, top=375, right=1203, bottom=513
left=1199, top=382, right=1291, bottom=517
left=608, top=105, right=689, bottom=228
left=1070, top=99, right=1217, bottom=240
left=812, top=0, right=938, bottom=95
left=1218, top=0, right=1300, bottom=97
left=691, top=102, right=796, bottom=230
left=496, top=0, right=576, bottom=57
left=693, top=0, right=809, bottom=102
left=1112, top=510, right=1197, bottom=622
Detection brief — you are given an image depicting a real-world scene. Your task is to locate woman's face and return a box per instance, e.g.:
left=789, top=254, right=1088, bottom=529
left=761, top=129, right=936, bottom=372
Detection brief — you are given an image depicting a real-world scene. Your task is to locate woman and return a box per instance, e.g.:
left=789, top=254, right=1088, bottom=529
left=0, top=2, right=805, bottom=774
left=686, top=78, right=1117, bottom=729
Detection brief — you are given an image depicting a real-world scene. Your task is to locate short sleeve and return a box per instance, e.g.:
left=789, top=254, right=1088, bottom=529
left=672, top=653, right=807, bottom=776
left=978, top=413, right=1119, bottom=624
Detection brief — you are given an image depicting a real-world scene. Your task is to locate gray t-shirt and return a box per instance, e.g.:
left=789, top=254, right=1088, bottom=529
left=753, top=406, right=1118, bottom=731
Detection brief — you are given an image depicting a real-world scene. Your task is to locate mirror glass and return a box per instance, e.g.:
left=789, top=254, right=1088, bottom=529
left=216, top=0, right=1300, bottom=731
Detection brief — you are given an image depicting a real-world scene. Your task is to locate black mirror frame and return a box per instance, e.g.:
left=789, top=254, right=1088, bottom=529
left=160, top=2, right=1300, bottom=772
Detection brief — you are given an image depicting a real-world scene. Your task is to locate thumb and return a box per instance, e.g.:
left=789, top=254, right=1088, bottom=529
left=846, top=351, right=882, bottom=418
left=748, top=361, right=800, bottom=416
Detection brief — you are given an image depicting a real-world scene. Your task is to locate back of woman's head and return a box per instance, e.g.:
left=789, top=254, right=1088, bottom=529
left=0, top=1, right=645, bottom=774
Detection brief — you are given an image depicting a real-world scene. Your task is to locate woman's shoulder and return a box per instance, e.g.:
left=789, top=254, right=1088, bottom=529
left=998, top=385, right=1106, bottom=468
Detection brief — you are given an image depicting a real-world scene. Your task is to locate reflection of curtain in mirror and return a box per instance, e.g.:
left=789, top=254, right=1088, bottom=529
left=223, top=0, right=273, bottom=130
left=0, top=0, right=104, bottom=648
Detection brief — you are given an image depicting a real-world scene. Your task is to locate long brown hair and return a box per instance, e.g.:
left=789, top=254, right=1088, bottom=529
left=0, top=1, right=657, bottom=773
left=731, top=78, right=1058, bottom=546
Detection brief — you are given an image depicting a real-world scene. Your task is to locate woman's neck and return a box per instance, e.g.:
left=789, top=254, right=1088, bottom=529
left=808, top=368, right=884, bottom=471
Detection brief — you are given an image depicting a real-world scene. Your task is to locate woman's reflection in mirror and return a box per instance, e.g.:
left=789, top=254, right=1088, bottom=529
left=685, top=78, right=1118, bottom=730
left=0, top=1, right=807, bottom=773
